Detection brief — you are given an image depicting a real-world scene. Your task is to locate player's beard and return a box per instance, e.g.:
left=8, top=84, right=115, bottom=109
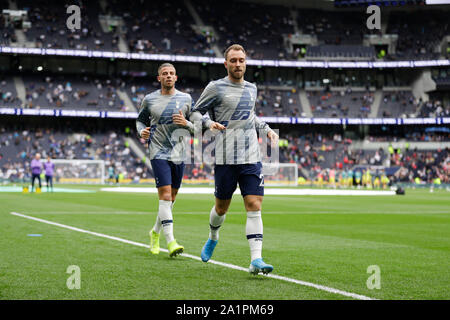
left=228, top=67, right=245, bottom=81
left=162, top=81, right=174, bottom=91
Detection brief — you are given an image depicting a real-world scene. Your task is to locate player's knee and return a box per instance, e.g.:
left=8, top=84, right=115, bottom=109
left=244, top=197, right=262, bottom=211
left=246, top=203, right=261, bottom=212
left=215, top=205, right=228, bottom=216
left=160, top=193, right=171, bottom=201
left=215, top=198, right=231, bottom=215
left=158, top=186, right=172, bottom=201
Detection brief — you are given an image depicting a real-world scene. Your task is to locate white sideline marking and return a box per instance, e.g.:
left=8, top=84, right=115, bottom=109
left=10, top=211, right=377, bottom=300
left=101, top=187, right=396, bottom=196
left=24, top=210, right=450, bottom=215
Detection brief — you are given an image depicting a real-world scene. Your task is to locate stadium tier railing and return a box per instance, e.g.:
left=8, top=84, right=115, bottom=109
left=1, top=106, right=449, bottom=125
left=1, top=46, right=450, bottom=69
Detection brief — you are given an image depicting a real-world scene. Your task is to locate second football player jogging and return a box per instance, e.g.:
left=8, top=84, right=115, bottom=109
left=136, top=63, right=195, bottom=258
left=190, top=44, right=279, bottom=275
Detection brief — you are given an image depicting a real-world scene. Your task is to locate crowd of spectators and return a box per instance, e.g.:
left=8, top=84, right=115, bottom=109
left=126, top=77, right=204, bottom=112
left=20, top=0, right=118, bottom=51
left=367, top=133, right=450, bottom=142
left=278, top=131, right=449, bottom=184
left=192, top=0, right=294, bottom=60
left=308, top=88, right=373, bottom=118
left=379, top=91, right=419, bottom=118
left=255, top=88, right=301, bottom=117
left=386, top=10, right=449, bottom=60
left=418, top=100, right=450, bottom=118
left=297, top=9, right=369, bottom=47
left=1, top=70, right=448, bottom=120
left=0, top=0, right=17, bottom=45
left=3, top=72, right=449, bottom=119
left=0, top=124, right=448, bottom=185
left=1, top=0, right=449, bottom=62
left=390, top=148, right=449, bottom=184
left=23, top=75, right=129, bottom=111
left=432, top=68, right=450, bottom=86
left=104, top=0, right=214, bottom=56
left=0, top=125, right=149, bottom=183
left=1, top=77, right=21, bottom=106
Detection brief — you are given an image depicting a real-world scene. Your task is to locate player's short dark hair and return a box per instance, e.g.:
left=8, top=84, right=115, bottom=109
left=224, top=44, right=246, bottom=60
left=158, top=63, right=176, bottom=75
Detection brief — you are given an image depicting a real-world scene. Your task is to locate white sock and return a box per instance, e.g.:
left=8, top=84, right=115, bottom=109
left=209, top=206, right=225, bottom=241
left=246, top=210, right=263, bottom=262
left=153, top=200, right=175, bottom=234
left=158, top=200, right=174, bottom=243
left=152, top=216, right=162, bottom=234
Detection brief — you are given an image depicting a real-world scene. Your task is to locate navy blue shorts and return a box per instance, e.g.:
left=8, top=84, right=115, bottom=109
left=150, top=159, right=185, bottom=189
left=214, top=162, right=264, bottom=200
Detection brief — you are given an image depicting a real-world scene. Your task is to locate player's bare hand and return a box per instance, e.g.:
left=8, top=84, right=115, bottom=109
left=140, top=127, right=151, bottom=140
left=268, top=129, right=279, bottom=146
left=172, top=110, right=187, bottom=127
left=210, top=122, right=226, bottom=130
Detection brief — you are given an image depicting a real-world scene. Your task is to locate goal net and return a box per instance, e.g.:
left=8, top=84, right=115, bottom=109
left=41, top=159, right=105, bottom=184
left=262, top=162, right=298, bottom=186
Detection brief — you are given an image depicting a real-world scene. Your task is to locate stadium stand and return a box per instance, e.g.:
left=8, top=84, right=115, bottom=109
left=19, top=0, right=119, bottom=51
left=417, top=100, right=450, bottom=118
left=0, top=124, right=149, bottom=183
left=385, top=10, right=449, bottom=60
left=1, top=121, right=449, bottom=185
left=124, top=76, right=205, bottom=111
left=100, top=0, right=214, bottom=56
left=307, top=88, right=374, bottom=118
left=2, top=0, right=449, bottom=61
left=189, top=0, right=295, bottom=59
left=297, top=9, right=368, bottom=46
left=279, top=131, right=449, bottom=184
left=0, top=0, right=17, bottom=46
left=378, top=91, right=418, bottom=118
left=306, top=45, right=376, bottom=61
left=432, top=68, right=450, bottom=86
left=1, top=0, right=449, bottom=188
left=4, top=71, right=450, bottom=120
left=255, top=87, right=301, bottom=117
left=22, top=74, right=127, bottom=111
left=0, top=75, right=21, bottom=106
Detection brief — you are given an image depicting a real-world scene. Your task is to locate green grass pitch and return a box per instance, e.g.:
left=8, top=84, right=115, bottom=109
left=0, top=186, right=449, bottom=300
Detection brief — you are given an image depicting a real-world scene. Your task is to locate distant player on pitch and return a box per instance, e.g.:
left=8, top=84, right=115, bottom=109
left=136, top=63, right=195, bottom=258
left=190, top=44, right=279, bottom=275
left=44, top=156, right=55, bottom=192
left=30, top=153, right=43, bottom=192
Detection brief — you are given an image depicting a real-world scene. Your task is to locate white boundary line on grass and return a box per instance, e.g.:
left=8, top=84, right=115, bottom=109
left=22, top=210, right=450, bottom=215
left=101, top=187, right=396, bottom=196
left=10, top=211, right=377, bottom=301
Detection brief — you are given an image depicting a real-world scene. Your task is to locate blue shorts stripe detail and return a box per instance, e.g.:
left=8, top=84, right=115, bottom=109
left=246, top=234, right=263, bottom=240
